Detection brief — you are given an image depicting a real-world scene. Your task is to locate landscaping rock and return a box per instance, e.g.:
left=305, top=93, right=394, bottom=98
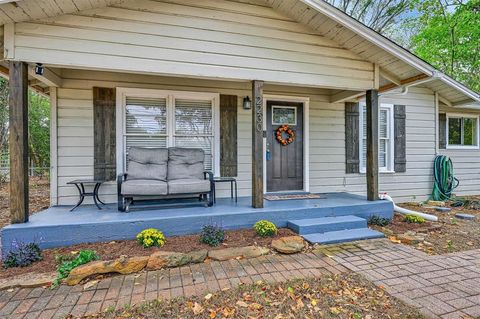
left=397, top=232, right=425, bottom=245
left=208, top=246, right=269, bottom=261
left=146, top=251, right=192, bottom=270
left=455, top=213, right=475, bottom=220
left=271, top=236, right=305, bottom=254
left=187, top=249, right=208, bottom=264
left=381, top=227, right=394, bottom=237
left=66, top=255, right=149, bottom=286
left=426, top=200, right=445, bottom=207
left=0, top=272, right=55, bottom=290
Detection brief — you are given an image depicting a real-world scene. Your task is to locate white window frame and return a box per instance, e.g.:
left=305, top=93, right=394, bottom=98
left=116, top=88, right=221, bottom=176
left=359, top=103, right=395, bottom=173
left=446, top=113, right=480, bottom=150
left=271, top=105, right=297, bottom=125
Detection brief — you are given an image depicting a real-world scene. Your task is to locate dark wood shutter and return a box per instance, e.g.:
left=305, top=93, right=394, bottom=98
left=439, top=113, right=447, bottom=149
left=220, top=94, right=237, bottom=177
left=93, top=87, right=116, bottom=181
left=345, top=102, right=360, bottom=173
left=394, top=105, right=407, bottom=173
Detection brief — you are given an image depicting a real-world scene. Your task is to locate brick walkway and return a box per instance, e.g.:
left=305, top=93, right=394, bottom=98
left=0, top=253, right=347, bottom=319
left=322, top=240, right=480, bottom=319
left=1, top=240, right=479, bottom=319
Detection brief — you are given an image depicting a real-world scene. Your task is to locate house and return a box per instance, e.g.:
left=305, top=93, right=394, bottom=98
left=0, top=0, right=479, bottom=250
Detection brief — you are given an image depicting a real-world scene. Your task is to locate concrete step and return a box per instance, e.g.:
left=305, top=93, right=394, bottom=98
left=287, top=215, right=366, bottom=235
left=303, top=228, right=384, bottom=244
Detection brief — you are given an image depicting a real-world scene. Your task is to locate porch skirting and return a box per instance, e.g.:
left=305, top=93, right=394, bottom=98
left=0, top=193, right=393, bottom=254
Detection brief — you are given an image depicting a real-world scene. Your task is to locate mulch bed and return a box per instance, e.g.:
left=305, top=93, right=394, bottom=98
left=372, top=198, right=480, bottom=255
left=0, top=177, right=50, bottom=229
left=0, top=228, right=296, bottom=279
left=82, top=273, right=424, bottom=319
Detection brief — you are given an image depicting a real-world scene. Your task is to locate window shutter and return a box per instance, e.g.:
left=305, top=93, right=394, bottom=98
left=345, top=102, right=360, bottom=174
left=439, top=113, right=447, bottom=149
left=93, top=87, right=116, bottom=181
left=394, top=105, right=406, bottom=173
left=219, top=95, right=238, bottom=177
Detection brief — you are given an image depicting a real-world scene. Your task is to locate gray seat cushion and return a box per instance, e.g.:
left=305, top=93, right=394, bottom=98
left=168, top=179, right=211, bottom=194
left=167, top=148, right=205, bottom=180
left=127, top=147, right=168, bottom=181
left=121, top=179, right=168, bottom=196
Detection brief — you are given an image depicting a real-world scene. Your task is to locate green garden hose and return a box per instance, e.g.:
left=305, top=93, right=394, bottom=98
left=431, top=155, right=459, bottom=201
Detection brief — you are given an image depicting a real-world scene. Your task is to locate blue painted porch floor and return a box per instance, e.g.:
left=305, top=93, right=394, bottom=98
left=1, top=192, right=392, bottom=252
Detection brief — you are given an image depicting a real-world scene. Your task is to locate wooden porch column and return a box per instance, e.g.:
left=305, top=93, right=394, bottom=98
left=9, top=61, right=29, bottom=223
left=366, top=89, right=379, bottom=201
left=252, top=80, right=264, bottom=208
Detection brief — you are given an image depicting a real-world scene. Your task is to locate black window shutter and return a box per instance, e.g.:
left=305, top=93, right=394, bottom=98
left=439, top=113, right=447, bottom=149
left=220, top=94, right=238, bottom=177
left=93, top=87, right=116, bottom=181
left=394, top=105, right=407, bottom=173
left=345, top=102, right=360, bottom=174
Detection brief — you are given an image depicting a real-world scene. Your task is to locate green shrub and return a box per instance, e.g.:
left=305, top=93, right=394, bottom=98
left=253, top=220, right=277, bottom=237
left=136, top=228, right=166, bottom=248
left=53, top=250, right=99, bottom=287
left=368, top=215, right=391, bottom=227
left=3, top=242, right=42, bottom=268
left=404, top=214, right=425, bottom=224
left=200, top=224, right=225, bottom=246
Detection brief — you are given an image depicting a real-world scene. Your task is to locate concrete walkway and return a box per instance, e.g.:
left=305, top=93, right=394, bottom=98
left=322, top=240, right=480, bottom=319
left=1, top=240, right=479, bottom=319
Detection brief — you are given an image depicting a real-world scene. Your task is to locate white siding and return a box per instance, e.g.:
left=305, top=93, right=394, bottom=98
left=55, top=70, right=441, bottom=205
left=11, top=0, right=373, bottom=90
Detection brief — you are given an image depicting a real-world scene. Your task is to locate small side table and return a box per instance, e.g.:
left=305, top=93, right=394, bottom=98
left=212, top=177, right=237, bottom=203
left=67, top=179, right=105, bottom=211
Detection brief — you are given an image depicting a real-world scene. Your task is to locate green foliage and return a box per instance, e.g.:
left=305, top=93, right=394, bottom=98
left=54, top=253, right=75, bottom=265
left=368, top=215, right=391, bottom=227
left=2, top=242, right=42, bottom=268
left=411, top=0, right=480, bottom=92
left=200, top=224, right=225, bottom=246
left=136, top=228, right=166, bottom=248
left=253, top=220, right=278, bottom=237
left=53, top=250, right=99, bottom=287
left=404, top=214, right=426, bottom=224
left=28, top=91, right=50, bottom=172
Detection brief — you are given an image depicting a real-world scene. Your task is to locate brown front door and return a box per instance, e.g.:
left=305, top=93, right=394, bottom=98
left=266, top=101, right=303, bottom=192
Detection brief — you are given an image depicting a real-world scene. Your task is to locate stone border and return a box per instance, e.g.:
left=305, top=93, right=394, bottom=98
left=66, top=236, right=306, bottom=286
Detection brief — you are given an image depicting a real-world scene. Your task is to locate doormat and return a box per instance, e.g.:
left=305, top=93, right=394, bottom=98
left=264, top=193, right=325, bottom=201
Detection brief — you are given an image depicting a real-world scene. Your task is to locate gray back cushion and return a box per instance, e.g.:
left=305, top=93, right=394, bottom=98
left=167, top=148, right=205, bottom=180
left=127, top=147, right=168, bottom=181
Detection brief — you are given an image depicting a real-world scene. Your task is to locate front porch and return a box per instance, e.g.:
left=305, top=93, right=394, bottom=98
left=1, top=193, right=392, bottom=251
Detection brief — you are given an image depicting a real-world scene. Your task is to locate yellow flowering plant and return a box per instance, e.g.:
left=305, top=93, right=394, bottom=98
left=253, top=220, right=278, bottom=237
left=136, top=228, right=166, bottom=248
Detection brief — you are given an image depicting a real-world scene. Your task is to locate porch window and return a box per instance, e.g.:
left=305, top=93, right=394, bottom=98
left=121, top=89, right=219, bottom=174
left=359, top=103, right=394, bottom=173
left=446, top=114, right=479, bottom=149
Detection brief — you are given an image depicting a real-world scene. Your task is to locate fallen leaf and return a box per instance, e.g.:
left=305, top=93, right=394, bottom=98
left=193, top=302, right=204, bottom=315
left=204, top=293, right=213, bottom=300
left=209, top=309, right=217, bottom=318
left=83, top=280, right=98, bottom=290
left=236, top=300, right=248, bottom=308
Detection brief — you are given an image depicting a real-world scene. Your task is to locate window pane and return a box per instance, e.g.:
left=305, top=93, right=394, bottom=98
left=379, top=139, right=387, bottom=168
left=272, top=107, right=296, bottom=125
left=463, top=118, right=476, bottom=146
left=126, top=98, right=167, bottom=135
left=175, top=99, right=212, bottom=135
left=379, top=109, right=388, bottom=138
left=175, top=136, right=213, bottom=170
left=448, top=117, right=462, bottom=145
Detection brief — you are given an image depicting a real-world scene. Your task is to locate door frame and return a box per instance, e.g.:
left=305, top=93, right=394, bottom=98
left=263, top=95, right=310, bottom=194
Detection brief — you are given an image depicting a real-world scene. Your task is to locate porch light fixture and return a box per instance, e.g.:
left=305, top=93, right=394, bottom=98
left=35, top=63, right=44, bottom=76
left=243, top=96, right=252, bottom=110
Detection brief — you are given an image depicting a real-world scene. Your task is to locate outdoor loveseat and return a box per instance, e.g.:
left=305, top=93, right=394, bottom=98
left=117, top=147, right=214, bottom=212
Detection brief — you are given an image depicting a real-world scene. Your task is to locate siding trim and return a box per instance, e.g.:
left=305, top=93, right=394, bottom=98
left=262, top=94, right=310, bottom=193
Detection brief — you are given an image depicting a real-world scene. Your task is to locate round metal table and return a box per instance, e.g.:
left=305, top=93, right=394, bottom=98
left=67, top=179, right=105, bottom=211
